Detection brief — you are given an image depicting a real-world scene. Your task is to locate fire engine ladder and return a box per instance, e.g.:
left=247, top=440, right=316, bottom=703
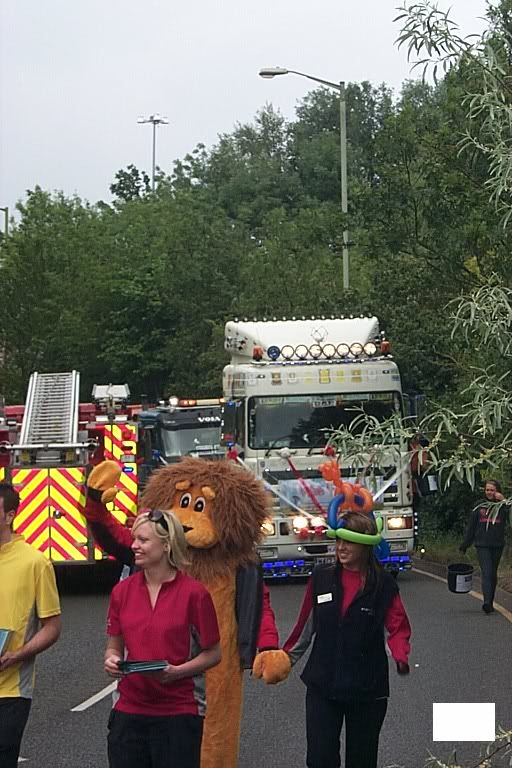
left=19, top=371, right=81, bottom=463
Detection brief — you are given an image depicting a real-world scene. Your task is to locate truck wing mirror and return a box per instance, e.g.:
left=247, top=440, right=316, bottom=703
left=139, top=425, right=154, bottom=463
left=221, top=401, right=238, bottom=447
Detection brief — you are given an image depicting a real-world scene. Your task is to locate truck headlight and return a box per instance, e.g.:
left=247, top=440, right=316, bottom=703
left=387, top=516, right=413, bottom=530
left=261, top=519, right=275, bottom=536
left=292, top=515, right=309, bottom=530
left=310, top=516, right=326, bottom=528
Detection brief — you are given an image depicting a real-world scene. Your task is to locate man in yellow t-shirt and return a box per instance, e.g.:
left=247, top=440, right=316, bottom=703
left=0, top=483, right=61, bottom=768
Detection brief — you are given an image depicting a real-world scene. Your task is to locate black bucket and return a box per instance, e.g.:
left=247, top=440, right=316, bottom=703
left=447, top=563, right=474, bottom=594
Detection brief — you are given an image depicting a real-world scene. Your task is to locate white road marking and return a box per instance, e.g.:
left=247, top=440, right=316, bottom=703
left=71, top=682, right=117, bottom=712
left=18, top=758, right=28, bottom=763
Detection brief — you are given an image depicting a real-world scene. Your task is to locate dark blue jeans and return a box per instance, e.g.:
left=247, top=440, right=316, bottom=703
left=476, top=546, right=504, bottom=607
left=0, top=697, right=31, bottom=768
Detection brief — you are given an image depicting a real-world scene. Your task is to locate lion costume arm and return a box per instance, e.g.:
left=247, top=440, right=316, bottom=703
left=251, top=583, right=291, bottom=685
left=83, top=462, right=134, bottom=567
left=88, top=513, right=135, bottom=568
left=257, top=585, right=279, bottom=649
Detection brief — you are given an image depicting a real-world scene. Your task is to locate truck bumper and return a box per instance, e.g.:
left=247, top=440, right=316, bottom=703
left=258, top=552, right=412, bottom=578
left=261, top=558, right=325, bottom=578
left=379, top=554, right=412, bottom=572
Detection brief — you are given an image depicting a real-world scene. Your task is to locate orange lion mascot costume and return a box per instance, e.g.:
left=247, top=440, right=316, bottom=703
left=83, top=458, right=291, bottom=768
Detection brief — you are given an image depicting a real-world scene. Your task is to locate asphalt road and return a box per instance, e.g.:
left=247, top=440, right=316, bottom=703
left=19, top=568, right=512, bottom=768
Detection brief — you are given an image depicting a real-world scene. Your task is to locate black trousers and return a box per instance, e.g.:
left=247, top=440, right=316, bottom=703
left=306, top=687, right=388, bottom=768
left=476, top=546, right=504, bottom=607
left=107, top=709, right=203, bottom=768
left=0, top=697, right=32, bottom=768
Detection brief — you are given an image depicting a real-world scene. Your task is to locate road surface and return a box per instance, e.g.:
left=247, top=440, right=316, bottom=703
left=19, top=568, right=512, bottom=767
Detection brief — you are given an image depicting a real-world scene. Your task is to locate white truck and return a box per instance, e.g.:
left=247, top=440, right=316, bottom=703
left=222, top=316, right=416, bottom=578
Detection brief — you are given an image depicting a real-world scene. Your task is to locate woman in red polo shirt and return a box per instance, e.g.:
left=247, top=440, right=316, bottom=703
left=104, top=509, right=221, bottom=768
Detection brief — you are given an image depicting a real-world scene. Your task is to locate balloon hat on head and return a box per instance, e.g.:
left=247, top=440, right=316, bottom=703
left=319, top=459, right=383, bottom=546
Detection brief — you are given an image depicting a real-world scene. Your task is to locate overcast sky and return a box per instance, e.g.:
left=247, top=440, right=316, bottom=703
left=0, top=0, right=487, bottom=213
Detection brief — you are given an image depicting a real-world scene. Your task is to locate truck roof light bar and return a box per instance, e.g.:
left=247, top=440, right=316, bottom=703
left=249, top=339, right=387, bottom=362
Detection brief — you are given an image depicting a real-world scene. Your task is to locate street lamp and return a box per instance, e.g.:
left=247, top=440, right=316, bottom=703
left=137, top=114, right=169, bottom=192
left=0, top=207, right=8, bottom=237
left=259, top=67, right=349, bottom=290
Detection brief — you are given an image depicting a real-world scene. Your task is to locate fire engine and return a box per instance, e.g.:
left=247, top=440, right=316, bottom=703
left=0, top=371, right=139, bottom=564
left=222, top=317, right=417, bottom=578
left=137, top=397, right=224, bottom=485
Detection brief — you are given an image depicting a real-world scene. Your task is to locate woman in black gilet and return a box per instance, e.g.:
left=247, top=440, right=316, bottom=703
left=283, top=509, right=411, bottom=768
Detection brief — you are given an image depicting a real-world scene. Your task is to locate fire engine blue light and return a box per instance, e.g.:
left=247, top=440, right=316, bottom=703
left=122, top=467, right=134, bottom=474
left=267, top=345, right=281, bottom=361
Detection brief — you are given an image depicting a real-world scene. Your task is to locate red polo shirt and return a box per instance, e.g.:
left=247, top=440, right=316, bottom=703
left=107, top=570, right=219, bottom=717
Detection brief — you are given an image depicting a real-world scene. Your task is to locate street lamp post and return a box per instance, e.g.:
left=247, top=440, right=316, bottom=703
left=259, top=67, right=350, bottom=290
left=137, top=114, right=169, bottom=192
left=0, top=207, right=8, bottom=237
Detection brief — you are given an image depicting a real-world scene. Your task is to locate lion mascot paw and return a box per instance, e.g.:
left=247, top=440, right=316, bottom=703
left=87, top=460, right=121, bottom=506
left=252, top=649, right=291, bottom=684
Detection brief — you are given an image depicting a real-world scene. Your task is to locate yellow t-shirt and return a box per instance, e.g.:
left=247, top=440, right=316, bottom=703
left=0, top=535, right=61, bottom=698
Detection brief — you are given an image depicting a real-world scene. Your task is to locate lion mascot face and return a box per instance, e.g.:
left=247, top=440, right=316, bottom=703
left=140, top=457, right=271, bottom=581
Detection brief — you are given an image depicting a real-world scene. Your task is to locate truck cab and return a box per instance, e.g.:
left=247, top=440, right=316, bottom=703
left=222, top=317, right=415, bottom=577
left=137, top=397, right=223, bottom=485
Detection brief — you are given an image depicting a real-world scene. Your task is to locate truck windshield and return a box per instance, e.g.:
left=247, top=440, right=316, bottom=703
left=248, top=392, right=401, bottom=450
left=161, top=426, right=222, bottom=458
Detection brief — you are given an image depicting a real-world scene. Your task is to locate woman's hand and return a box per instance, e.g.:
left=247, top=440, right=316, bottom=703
left=157, top=663, right=182, bottom=685
left=104, top=654, right=123, bottom=679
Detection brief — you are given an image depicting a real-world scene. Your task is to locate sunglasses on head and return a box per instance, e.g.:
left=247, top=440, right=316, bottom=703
left=146, top=509, right=169, bottom=532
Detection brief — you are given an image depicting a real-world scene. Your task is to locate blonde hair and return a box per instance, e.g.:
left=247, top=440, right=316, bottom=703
left=133, top=510, right=190, bottom=571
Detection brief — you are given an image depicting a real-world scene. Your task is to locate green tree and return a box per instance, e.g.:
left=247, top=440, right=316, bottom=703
left=110, top=164, right=151, bottom=203
left=0, top=188, right=109, bottom=400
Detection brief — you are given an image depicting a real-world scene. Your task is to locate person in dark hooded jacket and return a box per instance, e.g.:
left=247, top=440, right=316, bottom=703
left=460, top=479, right=510, bottom=613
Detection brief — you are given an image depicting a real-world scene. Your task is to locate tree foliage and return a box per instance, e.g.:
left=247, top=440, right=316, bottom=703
left=0, top=2, right=511, bottom=516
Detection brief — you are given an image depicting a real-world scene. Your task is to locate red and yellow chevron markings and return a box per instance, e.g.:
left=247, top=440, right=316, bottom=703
left=103, top=423, right=138, bottom=525
left=12, top=469, right=53, bottom=559
left=48, top=468, right=88, bottom=562
left=8, top=422, right=139, bottom=564
left=12, top=468, right=92, bottom=562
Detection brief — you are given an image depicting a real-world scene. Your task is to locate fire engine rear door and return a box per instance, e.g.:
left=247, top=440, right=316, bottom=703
left=47, top=467, right=91, bottom=562
left=12, top=468, right=53, bottom=559
left=103, top=423, right=138, bottom=523
left=11, top=468, right=93, bottom=562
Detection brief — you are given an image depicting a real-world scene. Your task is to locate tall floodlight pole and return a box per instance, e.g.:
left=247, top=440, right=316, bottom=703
left=137, top=114, right=169, bottom=192
left=0, top=207, right=8, bottom=237
left=259, top=67, right=349, bottom=290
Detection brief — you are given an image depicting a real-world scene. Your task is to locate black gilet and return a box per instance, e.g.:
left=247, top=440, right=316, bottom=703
left=301, top=563, right=398, bottom=701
